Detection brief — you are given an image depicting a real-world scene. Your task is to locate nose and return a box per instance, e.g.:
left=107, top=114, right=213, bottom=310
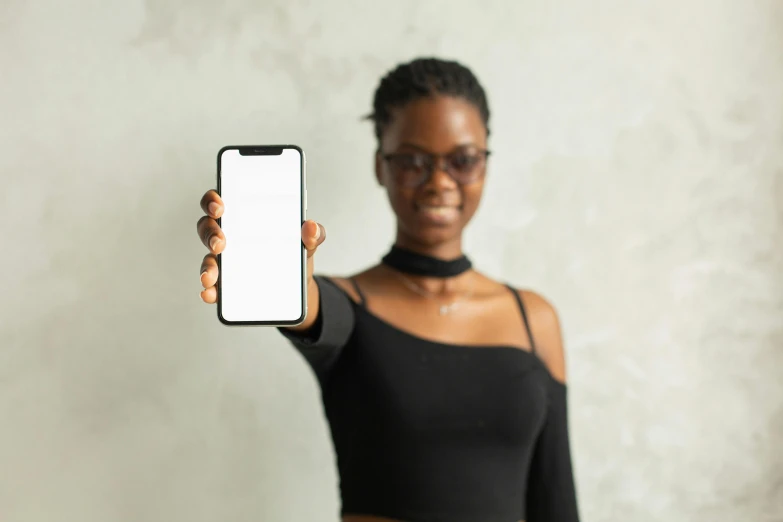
left=425, top=160, right=458, bottom=190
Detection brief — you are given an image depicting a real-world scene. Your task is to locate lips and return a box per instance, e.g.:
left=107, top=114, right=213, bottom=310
left=415, top=203, right=461, bottom=225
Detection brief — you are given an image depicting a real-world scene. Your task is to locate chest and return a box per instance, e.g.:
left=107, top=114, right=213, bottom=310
left=323, top=312, right=550, bottom=448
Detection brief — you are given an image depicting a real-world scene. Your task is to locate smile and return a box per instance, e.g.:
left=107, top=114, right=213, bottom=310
left=415, top=204, right=461, bottom=224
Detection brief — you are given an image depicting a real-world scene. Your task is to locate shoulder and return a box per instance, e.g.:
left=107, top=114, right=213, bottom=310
left=515, top=288, right=568, bottom=384
left=471, top=272, right=568, bottom=384
left=325, top=276, right=360, bottom=302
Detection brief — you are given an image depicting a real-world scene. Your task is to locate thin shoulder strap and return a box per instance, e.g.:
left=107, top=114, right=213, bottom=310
left=507, top=285, right=537, bottom=355
left=350, top=277, right=366, bottom=305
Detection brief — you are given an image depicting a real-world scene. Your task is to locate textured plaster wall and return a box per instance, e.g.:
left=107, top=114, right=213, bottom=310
left=1, top=1, right=781, bottom=521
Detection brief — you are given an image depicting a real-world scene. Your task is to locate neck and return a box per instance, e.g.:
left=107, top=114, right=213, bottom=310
left=394, top=231, right=464, bottom=261
left=384, top=230, right=472, bottom=282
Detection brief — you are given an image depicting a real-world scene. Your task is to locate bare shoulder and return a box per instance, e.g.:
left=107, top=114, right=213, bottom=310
left=516, top=288, right=568, bottom=384
left=469, top=272, right=567, bottom=383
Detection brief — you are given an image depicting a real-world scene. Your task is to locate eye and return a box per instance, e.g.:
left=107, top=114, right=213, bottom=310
left=392, top=154, right=426, bottom=171
left=448, top=153, right=480, bottom=172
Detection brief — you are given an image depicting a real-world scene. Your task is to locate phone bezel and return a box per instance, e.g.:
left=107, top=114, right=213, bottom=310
left=215, top=144, right=307, bottom=327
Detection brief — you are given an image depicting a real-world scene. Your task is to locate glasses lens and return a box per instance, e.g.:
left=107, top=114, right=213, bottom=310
left=446, top=152, right=485, bottom=183
left=389, top=154, right=428, bottom=186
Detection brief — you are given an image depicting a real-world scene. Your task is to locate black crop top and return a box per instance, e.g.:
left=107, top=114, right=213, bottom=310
left=280, top=276, right=580, bottom=522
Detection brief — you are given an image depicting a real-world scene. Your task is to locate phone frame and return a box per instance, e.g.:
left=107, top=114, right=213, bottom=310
left=215, top=144, right=307, bottom=327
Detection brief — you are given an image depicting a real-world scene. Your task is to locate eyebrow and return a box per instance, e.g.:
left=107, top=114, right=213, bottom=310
left=396, top=142, right=480, bottom=154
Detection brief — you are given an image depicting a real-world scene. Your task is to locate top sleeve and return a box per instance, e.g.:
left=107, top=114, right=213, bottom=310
left=277, top=275, right=356, bottom=383
left=525, top=378, right=580, bottom=522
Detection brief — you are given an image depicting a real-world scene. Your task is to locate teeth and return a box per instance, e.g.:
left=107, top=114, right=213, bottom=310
left=419, top=206, right=458, bottom=218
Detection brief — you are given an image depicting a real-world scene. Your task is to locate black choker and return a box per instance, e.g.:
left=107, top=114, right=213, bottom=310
left=381, top=245, right=472, bottom=278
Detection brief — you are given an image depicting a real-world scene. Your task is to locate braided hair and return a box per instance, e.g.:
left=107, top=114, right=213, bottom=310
left=366, top=57, right=491, bottom=142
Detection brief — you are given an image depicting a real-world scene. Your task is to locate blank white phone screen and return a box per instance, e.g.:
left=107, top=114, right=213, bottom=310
left=218, top=148, right=304, bottom=323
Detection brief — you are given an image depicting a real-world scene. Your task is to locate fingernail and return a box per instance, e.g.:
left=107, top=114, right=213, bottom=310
left=210, top=236, right=220, bottom=251
left=208, top=202, right=220, bottom=216
left=200, top=267, right=207, bottom=276
left=313, top=224, right=321, bottom=240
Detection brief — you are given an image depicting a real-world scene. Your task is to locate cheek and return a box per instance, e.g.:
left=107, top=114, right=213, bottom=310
left=385, top=184, right=416, bottom=213
left=461, top=184, right=485, bottom=213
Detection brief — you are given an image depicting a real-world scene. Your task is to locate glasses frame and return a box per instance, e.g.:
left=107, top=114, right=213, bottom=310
left=380, top=148, right=491, bottom=188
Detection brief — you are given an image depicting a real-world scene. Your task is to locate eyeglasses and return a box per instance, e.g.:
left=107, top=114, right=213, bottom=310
left=381, top=148, right=491, bottom=188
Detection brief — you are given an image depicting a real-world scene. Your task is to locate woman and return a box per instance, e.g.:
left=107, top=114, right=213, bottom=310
left=197, top=58, right=580, bottom=522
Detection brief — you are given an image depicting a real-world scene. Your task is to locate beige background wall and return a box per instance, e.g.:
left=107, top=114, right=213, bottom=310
left=1, top=1, right=781, bottom=521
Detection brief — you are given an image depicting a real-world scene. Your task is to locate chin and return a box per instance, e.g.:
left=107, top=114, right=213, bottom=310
left=402, top=220, right=465, bottom=247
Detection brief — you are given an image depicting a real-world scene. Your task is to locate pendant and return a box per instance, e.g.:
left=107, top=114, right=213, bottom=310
left=439, top=303, right=460, bottom=315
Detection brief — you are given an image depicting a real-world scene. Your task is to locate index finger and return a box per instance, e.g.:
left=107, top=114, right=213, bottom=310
left=200, top=190, right=224, bottom=218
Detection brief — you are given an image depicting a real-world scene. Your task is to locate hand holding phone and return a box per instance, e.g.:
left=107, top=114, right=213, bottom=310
left=196, top=145, right=325, bottom=326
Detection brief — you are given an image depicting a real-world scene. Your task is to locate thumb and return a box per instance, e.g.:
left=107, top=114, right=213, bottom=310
left=302, top=220, right=325, bottom=256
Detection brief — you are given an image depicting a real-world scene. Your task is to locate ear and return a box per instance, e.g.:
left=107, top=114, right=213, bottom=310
left=374, top=150, right=384, bottom=187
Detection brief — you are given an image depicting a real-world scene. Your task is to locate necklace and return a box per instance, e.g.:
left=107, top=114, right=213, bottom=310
left=392, top=271, right=474, bottom=315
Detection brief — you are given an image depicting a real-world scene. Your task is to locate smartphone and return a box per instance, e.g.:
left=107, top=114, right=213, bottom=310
left=216, top=145, right=307, bottom=326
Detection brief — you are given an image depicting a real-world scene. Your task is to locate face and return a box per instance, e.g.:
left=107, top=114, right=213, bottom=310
left=375, top=96, right=489, bottom=248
